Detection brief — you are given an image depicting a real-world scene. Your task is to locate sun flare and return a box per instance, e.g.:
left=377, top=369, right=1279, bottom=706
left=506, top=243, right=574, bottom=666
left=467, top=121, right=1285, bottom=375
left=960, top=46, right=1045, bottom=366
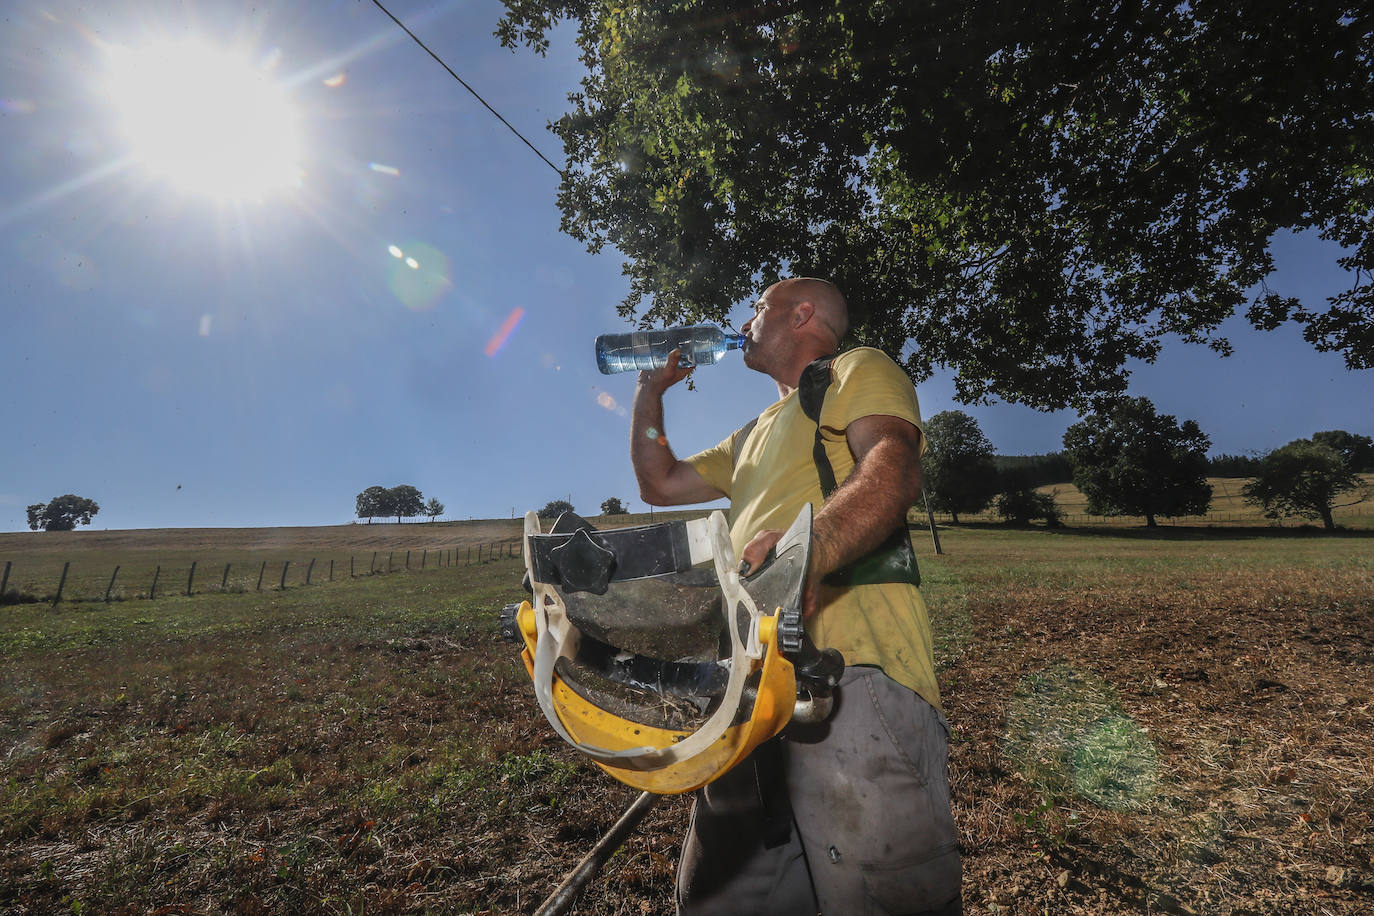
left=104, top=39, right=303, bottom=202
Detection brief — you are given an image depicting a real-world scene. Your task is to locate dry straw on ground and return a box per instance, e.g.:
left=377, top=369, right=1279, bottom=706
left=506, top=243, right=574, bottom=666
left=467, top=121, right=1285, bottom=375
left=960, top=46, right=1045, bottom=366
left=1, top=518, right=1371, bottom=913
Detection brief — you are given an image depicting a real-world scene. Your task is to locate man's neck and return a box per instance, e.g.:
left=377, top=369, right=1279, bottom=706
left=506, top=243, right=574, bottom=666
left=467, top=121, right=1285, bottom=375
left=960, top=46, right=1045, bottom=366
left=770, top=346, right=834, bottom=400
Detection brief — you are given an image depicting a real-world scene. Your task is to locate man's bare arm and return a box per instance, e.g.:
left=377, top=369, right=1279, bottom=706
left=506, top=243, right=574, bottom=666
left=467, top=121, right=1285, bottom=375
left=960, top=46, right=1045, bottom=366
left=808, top=414, right=923, bottom=581
left=631, top=348, right=726, bottom=507
left=739, top=414, right=922, bottom=610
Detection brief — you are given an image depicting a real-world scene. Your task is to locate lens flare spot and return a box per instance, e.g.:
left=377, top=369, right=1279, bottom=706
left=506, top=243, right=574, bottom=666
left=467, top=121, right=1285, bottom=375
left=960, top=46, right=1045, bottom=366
left=198, top=314, right=213, bottom=337
left=1004, top=665, right=1159, bottom=810
left=484, top=307, right=526, bottom=357
left=369, top=162, right=400, bottom=176
left=323, top=71, right=347, bottom=88
left=596, top=391, right=617, bottom=411
left=385, top=241, right=451, bottom=311
left=645, top=427, right=659, bottom=440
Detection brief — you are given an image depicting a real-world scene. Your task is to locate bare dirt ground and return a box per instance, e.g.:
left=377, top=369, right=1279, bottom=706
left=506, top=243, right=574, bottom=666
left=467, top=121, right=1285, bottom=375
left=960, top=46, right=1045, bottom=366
left=1, top=522, right=1370, bottom=914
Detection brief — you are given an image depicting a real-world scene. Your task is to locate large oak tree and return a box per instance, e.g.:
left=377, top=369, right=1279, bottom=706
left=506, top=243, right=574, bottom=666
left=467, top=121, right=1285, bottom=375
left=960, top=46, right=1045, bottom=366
left=1062, top=396, right=1212, bottom=527
left=497, top=0, right=1373, bottom=408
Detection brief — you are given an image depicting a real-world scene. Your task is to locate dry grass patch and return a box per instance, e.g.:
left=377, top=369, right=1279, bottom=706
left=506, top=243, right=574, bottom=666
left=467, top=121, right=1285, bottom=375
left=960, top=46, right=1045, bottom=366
left=1, top=521, right=1370, bottom=914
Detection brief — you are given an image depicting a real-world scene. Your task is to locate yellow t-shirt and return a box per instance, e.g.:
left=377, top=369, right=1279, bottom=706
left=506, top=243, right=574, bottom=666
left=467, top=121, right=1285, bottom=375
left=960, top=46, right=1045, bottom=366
left=686, top=347, right=941, bottom=710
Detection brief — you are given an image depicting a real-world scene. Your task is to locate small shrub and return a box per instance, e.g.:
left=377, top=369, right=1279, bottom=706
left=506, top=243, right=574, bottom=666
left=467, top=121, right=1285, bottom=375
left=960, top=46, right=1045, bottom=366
left=996, top=487, right=1064, bottom=527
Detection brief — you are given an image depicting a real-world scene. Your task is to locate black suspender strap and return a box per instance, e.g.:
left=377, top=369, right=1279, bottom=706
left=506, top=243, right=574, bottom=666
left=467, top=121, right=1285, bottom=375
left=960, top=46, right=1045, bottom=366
left=798, top=355, right=922, bottom=588
left=730, top=353, right=920, bottom=588
left=797, top=356, right=839, bottom=497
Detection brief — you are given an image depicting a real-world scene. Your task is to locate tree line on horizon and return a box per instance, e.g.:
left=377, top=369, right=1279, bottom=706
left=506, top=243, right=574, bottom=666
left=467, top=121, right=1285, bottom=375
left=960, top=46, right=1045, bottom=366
left=355, top=485, right=444, bottom=524
left=923, top=402, right=1371, bottom=530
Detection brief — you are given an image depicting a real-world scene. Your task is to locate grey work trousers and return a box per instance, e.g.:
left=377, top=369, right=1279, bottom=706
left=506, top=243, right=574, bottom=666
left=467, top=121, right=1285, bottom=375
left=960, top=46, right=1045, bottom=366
left=677, top=666, right=962, bottom=915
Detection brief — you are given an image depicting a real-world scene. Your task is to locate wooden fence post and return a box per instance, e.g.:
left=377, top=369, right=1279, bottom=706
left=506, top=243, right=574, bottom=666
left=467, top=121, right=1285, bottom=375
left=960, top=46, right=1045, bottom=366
left=920, top=484, right=943, bottom=556
left=150, top=565, right=161, bottom=600
left=350, top=556, right=355, bottom=578
left=52, top=561, right=70, bottom=606
left=388, top=552, right=393, bottom=572
left=405, top=550, right=411, bottom=570
left=329, top=559, right=334, bottom=582
left=467, top=546, right=472, bottom=565
left=280, top=561, right=290, bottom=590
left=105, top=565, right=120, bottom=602
left=256, top=561, right=266, bottom=592
left=370, top=552, right=376, bottom=574
left=222, top=563, right=231, bottom=590
left=421, top=549, right=427, bottom=570
left=187, top=561, right=197, bottom=596
left=306, top=558, right=315, bottom=585
left=1, top=560, right=11, bottom=598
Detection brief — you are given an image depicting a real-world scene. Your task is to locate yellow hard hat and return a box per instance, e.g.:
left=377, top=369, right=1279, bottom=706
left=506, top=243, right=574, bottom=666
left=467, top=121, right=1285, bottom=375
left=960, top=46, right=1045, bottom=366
left=503, top=503, right=840, bottom=795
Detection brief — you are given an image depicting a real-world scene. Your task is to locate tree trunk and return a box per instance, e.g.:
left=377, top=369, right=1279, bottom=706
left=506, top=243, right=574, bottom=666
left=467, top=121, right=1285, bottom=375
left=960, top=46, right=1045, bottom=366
left=1146, top=514, right=1157, bottom=528
left=950, top=511, right=960, bottom=525
left=1321, top=508, right=1336, bottom=530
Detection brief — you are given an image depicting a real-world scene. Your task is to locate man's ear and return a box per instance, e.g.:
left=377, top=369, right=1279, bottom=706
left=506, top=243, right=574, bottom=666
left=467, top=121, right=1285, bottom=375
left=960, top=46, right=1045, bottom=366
left=793, top=300, right=814, bottom=328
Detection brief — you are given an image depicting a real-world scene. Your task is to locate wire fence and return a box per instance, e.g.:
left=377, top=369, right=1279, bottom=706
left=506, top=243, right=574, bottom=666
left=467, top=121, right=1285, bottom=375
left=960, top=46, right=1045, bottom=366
left=0, top=539, right=524, bottom=607
left=922, top=508, right=1372, bottom=527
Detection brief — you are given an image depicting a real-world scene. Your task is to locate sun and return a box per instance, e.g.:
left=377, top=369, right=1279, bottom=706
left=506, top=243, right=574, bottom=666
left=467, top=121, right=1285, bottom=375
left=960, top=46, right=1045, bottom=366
left=104, top=39, right=303, bottom=202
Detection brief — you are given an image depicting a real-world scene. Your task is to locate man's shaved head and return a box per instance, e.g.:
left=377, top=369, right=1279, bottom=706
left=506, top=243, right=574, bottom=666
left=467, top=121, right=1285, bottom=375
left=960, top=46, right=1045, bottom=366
left=771, top=277, right=850, bottom=347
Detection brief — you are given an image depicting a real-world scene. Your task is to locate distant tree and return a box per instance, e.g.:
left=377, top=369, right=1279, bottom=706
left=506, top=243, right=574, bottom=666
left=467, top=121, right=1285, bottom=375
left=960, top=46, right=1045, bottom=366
left=995, top=485, right=1063, bottom=528
left=1062, top=397, right=1213, bottom=528
left=1312, top=430, right=1374, bottom=473
left=1242, top=439, right=1368, bottom=530
left=539, top=499, right=575, bottom=519
left=1207, top=453, right=1264, bottom=477
left=424, top=497, right=445, bottom=521
left=356, top=486, right=391, bottom=523
left=388, top=485, right=426, bottom=523
left=923, top=411, right=1000, bottom=524
left=600, top=497, right=630, bottom=516
left=26, top=495, right=100, bottom=532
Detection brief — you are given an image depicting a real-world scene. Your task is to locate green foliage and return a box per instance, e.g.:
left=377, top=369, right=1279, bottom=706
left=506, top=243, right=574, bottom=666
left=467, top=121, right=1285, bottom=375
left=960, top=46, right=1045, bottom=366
left=26, top=495, right=99, bottom=532
left=922, top=411, right=999, bottom=523
left=1062, top=397, right=1213, bottom=527
left=993, top=453, right=1073, bottom=487
left=1207, top=453, right=1264, bottom=477
left=1312, top=430, right=1374, bottom=473
left=1242, top=439, right=1368, bottom=530
left=355, top=485, right=426, bottom=523
left=354, top=486, right=390, bottom=522
left=539, top=499, right=575, bottom=519
left=387, top=485, right=425, bottom=522
left=996, top=486, right=1063, bottom=528
left=424, top=497, right=445, bottom=520
left=600, top=496, right=629, bottom=515
left=495, top=0, right=1374, bottom=408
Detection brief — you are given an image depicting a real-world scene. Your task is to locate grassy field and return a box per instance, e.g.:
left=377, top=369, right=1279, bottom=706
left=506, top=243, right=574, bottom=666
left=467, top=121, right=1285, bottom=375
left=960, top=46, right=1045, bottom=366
left=1, top=515, right=1371, bottom=914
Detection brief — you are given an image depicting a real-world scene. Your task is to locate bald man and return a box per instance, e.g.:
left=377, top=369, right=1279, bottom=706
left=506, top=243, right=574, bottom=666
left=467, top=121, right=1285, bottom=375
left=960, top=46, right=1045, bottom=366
left=632, top=278, right=962, bottom=915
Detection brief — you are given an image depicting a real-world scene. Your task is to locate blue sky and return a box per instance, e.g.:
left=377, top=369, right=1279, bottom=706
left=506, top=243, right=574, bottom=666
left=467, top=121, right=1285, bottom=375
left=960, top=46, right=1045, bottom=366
left=3, top=0, right=1370, bottom=532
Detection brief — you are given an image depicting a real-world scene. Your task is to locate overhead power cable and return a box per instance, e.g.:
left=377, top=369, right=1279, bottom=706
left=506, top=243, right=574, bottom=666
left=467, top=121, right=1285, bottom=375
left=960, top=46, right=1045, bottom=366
left=369, top=0, right=566, bottom=178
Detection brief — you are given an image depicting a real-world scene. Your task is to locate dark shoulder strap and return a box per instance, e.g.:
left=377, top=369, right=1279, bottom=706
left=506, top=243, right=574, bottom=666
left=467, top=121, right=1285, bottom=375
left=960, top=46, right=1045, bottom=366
left=730, top=417, right=760, bottom=470
left=797, top=356, right=838, bottom=497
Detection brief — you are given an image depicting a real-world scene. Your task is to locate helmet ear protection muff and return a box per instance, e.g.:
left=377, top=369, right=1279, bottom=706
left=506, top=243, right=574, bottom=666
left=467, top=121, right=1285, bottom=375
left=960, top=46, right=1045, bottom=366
left=501, top=503, right=842, bottom=795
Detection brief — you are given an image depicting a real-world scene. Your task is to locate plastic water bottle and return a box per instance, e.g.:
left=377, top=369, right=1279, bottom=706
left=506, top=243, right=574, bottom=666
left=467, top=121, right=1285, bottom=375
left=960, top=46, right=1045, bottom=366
left=594, top=324, right=746, bottom=375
